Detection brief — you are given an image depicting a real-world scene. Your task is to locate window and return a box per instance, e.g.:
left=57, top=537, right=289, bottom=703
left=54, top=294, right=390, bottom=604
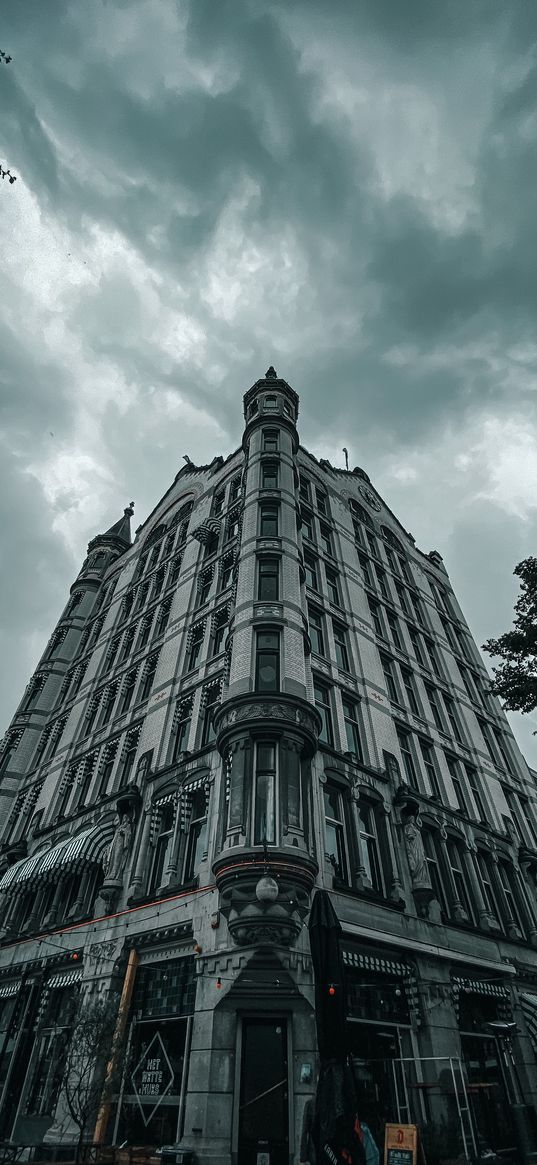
left=465, top=766, right=487, bottom=821
left=188, top=624, right=205, bottom=671
left=445, top=756, right=467, bottom=813
left=342, top=697, right=362, bottom=759
left=441, top=617, right=458, bottom=652
left=120, top=626, right=135, bottom=661
left=255, top=631, right=280, bottom=692
left=320, top=524, right=333, bottom=556
left=409, top=627, right=425, bottom=666
left=220, top=556, right=234, bottom=591
left=323, top=568, right=340, bottom=605
left=23, top=675, right=45, bottom=712
left=424, top=638, right=441, bottom=676
left=263, top=429, right=279, bottom=452
left=324, top=785, right=349, bottom=883
left=259, top=503, right=279, bottom=538
left=163, top=533, right=175, bottom=558
left=198, top=573, right=212, bottom=607
left=261, top=461, right=279, bottom=490
left=204, top=531, right=219, bottom=558
left=375, top=567, right=389, bottom=599
left=380, top=655, right=398, bottom=703
left=316, top=488, right=328, bottom=515
left=396, top=583, right=410, bottom=615
left=76, top=754, right=96, bottom=808
left=308, top=607, right=325, bottom=656
left=226, top=513, right=240, bottom=541
left=385, top=546, right=397, bottom=573
left=140, top=654, right=158, bottom=701
left=447, top=842, right=475, bottom=923
left=477, top=852, right=501, bottom=923
left=136, top=582, right=150, bottom=610
left=150, top=802, right=175, bottom=892
left=493, top=728, right=513, bottom=773
left=333, top=623, right=349, bottom=670
left=368, top=598, right=385, bottom=638
left=423, top=831, right=449, bottom=916
left=497, top=863, right=525, bottom=933
left=305, top=554, right=319, bottom=591
left=264, top=394, right=277, bottom=409
left=213, top=490, right=225, bottom=517
left=258, top=557, right=279, bottom=600
left=212, top=609, right=228, bottom=656
left=360, top=556, right=373, bottom=588
left=172, top=699, right=192, bottom=761
left=359, top=802, right=384, bottom=893
left=401, top=668, right=420, bottom=715
left=353, top=519, right=364, bottom=547
left=230, top=475, right=242, bottom=503
left=169, top=556, right=182, bottom=587
left=119, top=670, right=137, bottom=714
left=301, top=509, right=314, bottom=541
left=366, top=530, right=378, bottom=559
left=443, top=693, right=462, bottom=742
left=100, top=684, right=117, bottom=727
left=419, top=740, right=441, bottom=799
left=155, top=599, right=171, bottom=637
left=455, top=629, right=471, bottom=661
left=97, top=742, right=117, bottom=797
left=201, top=685, right=220, bottom=746
left=137, top=617, right=152, bottom=650
left=105, top=638, right=121, bottom=673
left=399, top=558, right=412, bottom=584
left=299, top=476, right=311, bottom=503
left=387, top=611, right=402, bottom=650
left=396, top=727, right=417, bottom=788
left=120, top=728, right=140, bottom=784
left=314, top=681, right=333, bottom=745
left=184, top=789, right=208, bottom=880
left=426, top=685, right=445, bottom=732
left=254, top=743, right=276, bottom=844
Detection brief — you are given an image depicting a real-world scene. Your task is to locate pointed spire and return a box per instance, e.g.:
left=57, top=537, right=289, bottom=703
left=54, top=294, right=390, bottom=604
left=103, top=502, right=134, bottom=546
left=87, top=502, right=134, bottom=555
left=265, top=366, right=277, bottom=379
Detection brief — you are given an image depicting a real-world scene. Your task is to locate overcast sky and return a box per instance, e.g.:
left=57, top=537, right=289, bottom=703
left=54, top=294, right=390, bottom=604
left=1, top=0, right=537, bottom=764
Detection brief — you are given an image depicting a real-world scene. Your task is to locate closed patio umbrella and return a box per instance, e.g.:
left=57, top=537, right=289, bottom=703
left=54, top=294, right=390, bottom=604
left=308, top=890, right=366, bottom=1165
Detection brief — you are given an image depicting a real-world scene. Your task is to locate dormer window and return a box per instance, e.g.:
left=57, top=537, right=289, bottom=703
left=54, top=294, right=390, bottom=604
left=264, top=395, right=277, bottom=409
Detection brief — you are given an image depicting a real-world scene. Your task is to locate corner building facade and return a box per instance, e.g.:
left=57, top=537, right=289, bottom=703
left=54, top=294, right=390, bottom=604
left=1, top=369, right=537, bottom=1163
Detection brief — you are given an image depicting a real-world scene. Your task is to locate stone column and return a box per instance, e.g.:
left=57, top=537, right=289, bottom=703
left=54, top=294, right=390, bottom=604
left=67, top=868, right=93, bottom=920
left=349, top=787, right=370, bottom=890
left=127, top=799, right=152, bottom=901
left=224, top=738, right=251, bottom=848
left=165, top=795, right=184, bottom=882
left=462, top=841, right=492, bottom=931
left=380, top=802, right=406, bottom=905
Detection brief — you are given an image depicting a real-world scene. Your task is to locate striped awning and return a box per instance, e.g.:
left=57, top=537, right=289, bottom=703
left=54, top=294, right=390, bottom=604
left=0, top=849, right=48, bottom=891
left=0, top=824, right=113, bottom=892
left=452, top=976, right=510, bottom=999
left=0, top=982, right=19, bottom=999
left=47, top=968, right=83, bottom=990
left=182, top=775, right=208, bottom=795
left=343, top=950, right=410, bottom=977
left=520, top=993, right=537, bottom=1054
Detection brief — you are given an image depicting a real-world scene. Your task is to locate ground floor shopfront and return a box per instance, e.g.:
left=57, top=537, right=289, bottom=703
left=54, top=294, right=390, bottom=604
left=1, top=934, right=537, bottom=1164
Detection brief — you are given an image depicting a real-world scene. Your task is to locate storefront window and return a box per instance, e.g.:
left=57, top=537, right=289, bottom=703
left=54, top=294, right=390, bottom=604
left=115, top=959, right=195, bottom=1148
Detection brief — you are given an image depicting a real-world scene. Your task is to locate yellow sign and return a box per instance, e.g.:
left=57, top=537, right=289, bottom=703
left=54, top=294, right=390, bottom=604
left=384, top=1123, right=418, bottom=1165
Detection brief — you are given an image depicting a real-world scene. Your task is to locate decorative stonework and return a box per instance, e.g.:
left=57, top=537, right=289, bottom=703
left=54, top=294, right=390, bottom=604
left=214, top=695, right=321, bottom=756
left=214, top=849, right=317, bottom=948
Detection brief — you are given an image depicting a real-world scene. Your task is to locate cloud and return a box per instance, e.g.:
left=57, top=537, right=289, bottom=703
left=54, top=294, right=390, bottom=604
left=1, top=0, right=537, bottom=766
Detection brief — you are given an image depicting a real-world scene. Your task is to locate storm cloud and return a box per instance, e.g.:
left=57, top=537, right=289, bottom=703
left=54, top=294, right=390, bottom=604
left=1, top=0, right=537, bottom=759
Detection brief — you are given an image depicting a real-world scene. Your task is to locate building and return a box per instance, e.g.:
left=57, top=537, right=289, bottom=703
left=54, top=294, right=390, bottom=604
left=0, top=367, right=537, bottom=1164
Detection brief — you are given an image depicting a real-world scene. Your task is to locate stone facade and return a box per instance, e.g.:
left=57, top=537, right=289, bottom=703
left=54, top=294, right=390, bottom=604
left=0, top=369, right=536, bottom=1162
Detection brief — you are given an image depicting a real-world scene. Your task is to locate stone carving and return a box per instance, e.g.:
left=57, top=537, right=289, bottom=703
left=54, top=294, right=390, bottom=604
left=217, top=701, right=318, bottom=736
left=104, top=813, right=133, bottom=881
left=87, top=940, right=119, bottom=963
left=403, top=815, right=432, bottom=891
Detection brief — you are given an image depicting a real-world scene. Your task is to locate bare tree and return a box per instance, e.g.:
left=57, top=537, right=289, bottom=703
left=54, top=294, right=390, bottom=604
left=61, top=992, right=122, bottom=1161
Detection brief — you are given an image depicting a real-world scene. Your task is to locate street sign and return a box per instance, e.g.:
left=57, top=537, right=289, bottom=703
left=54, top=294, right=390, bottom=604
left=384, top=1123, right=418, bottom=1165
left=131, top=1031, right=175, bottom=1126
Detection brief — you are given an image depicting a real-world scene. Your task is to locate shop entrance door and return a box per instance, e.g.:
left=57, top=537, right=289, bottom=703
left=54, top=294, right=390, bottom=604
left=238, top=1018, right=289, bottom=1165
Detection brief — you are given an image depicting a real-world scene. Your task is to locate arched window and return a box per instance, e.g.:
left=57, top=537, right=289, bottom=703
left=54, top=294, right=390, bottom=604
left=149, top=802, right=175, bottom=893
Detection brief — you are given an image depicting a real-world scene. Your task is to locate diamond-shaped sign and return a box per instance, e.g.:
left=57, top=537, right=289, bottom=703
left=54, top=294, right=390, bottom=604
left=131, top=1031, right=174, bottom=1126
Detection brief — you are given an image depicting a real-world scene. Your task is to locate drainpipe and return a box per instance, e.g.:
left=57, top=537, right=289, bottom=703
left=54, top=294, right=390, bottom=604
left=93, top=947, right=139, bottom=1145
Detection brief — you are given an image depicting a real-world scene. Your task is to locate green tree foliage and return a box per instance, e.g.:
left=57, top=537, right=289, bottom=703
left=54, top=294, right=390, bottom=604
left=483, top=557, right=537, bottom=718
